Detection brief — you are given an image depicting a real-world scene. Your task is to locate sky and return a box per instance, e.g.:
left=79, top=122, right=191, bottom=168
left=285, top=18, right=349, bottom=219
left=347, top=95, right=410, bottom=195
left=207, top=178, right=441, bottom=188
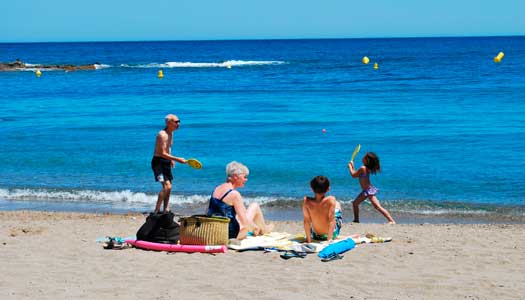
left=1, top=0, right=524, bottom=42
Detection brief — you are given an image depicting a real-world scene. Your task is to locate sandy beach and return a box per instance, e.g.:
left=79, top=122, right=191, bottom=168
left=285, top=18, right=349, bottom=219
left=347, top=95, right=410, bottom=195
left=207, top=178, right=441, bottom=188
left=0, top=211, right=523, bottom=300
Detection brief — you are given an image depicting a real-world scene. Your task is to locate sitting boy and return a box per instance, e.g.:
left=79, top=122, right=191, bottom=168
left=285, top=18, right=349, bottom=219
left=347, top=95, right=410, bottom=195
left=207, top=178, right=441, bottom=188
left=302, top=175, right=343, bottom=243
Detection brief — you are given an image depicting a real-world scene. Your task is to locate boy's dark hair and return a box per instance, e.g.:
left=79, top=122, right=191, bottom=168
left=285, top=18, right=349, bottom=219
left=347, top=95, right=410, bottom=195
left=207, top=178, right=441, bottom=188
left=310, top=175, right=330, bottom=194
left=364, top=152, right=381, bottom=174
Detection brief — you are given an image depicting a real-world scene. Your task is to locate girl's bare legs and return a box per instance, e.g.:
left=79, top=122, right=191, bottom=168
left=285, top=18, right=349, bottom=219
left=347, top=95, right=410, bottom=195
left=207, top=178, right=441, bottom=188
left=369, top=195, right=396, bottom=224
left=246, top=203, right=273, bottom=234
left=352, top=193, right=367, bottom=223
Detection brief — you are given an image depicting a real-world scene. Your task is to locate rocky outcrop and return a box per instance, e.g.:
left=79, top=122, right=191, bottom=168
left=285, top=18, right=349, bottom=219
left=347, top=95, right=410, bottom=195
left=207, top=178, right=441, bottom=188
left=0, top=60, right=98, bottom=71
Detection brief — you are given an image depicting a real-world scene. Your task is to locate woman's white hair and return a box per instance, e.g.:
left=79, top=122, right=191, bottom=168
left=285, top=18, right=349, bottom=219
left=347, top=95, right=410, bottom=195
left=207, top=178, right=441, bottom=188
left=226, top=161, right=249, bottom=180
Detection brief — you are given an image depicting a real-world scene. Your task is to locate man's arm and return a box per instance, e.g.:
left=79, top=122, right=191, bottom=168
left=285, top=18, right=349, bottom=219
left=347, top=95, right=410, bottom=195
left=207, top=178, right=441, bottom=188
left=326, top=197, right=336, bottom=242
left=156, top=132, right=186, bottom=164
left=302, top=197, right=312, bottom=243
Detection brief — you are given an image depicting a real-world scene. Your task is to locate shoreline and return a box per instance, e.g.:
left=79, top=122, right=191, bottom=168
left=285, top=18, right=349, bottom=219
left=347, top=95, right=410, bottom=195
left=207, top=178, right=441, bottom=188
left=1, top=210, right=523, bottom=299
left=1, top=197, right=524, bottom=225
left=1, top=185, right=523, bottom=225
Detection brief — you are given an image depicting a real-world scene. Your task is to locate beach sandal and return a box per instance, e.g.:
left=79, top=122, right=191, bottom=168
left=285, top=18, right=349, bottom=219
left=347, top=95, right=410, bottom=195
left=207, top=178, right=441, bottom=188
left=320, top=253, right=344, bottom=262
left=103, top=237, right=129, bottom=250
left=103, top=239, right=116, bottom=249
left=280, top=251, right=308, bottom=260
left=263, top=247, right=280, bottom=253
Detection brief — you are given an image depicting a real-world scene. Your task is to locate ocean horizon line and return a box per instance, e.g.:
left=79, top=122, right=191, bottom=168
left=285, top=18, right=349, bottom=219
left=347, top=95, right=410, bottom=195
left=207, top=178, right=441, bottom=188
left=1, top=34, right=524, bottom=45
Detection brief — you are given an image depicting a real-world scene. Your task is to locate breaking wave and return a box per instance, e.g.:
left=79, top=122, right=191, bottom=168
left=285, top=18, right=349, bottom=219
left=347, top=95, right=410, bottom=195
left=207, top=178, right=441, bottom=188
left=120, top=60, right=286, bottom=68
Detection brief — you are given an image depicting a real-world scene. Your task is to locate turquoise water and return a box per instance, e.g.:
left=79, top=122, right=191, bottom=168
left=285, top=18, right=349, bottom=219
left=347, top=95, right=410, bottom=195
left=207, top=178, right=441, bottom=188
left=1, top=37, right=524, bottom=222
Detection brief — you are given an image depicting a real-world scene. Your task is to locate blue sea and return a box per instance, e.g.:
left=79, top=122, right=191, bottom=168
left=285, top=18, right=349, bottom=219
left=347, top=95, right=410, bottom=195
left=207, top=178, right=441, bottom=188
left=1, top=37, right=524, bottom=223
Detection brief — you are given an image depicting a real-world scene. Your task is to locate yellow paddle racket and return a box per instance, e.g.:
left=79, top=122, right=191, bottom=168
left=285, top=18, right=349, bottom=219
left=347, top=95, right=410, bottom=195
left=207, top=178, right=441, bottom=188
left=350, top=144, right=361, bottom=162
left=186, top=158, right=202, bottom=169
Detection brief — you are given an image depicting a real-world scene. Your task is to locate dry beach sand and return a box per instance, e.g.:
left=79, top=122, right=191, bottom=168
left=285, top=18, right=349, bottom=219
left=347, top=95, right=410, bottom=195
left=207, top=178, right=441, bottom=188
left=0, top=211, right=523, bottom=300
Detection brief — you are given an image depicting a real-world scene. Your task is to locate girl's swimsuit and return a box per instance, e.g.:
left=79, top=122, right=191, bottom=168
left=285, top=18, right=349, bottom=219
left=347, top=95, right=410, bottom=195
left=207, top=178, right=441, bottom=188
left=359, top=170, right=378, bottom=197
left=360, top=185, right=379, bottom=197
left=310, top=209, right=343, bottom=241
left=206, top=189, right=240, bottom=239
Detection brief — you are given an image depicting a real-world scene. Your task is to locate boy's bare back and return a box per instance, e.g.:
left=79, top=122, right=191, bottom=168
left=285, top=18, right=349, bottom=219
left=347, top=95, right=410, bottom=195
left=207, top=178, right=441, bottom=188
left=303, top=195, right=337, bottom=241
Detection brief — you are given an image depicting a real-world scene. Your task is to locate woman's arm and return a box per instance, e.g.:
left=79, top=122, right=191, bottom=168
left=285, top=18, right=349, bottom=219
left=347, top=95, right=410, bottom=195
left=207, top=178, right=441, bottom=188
left=231, top=192, right=255, bottom=232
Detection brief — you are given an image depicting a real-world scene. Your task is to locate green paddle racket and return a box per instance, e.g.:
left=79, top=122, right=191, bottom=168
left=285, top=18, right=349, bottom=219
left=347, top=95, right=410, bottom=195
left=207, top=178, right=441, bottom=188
left=350, top=144, right=361, bottom=162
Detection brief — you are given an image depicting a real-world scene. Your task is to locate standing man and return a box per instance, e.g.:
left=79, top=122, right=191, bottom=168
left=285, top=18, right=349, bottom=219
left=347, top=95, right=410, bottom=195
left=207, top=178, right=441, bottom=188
left=151, top=114, right=187, bottom=213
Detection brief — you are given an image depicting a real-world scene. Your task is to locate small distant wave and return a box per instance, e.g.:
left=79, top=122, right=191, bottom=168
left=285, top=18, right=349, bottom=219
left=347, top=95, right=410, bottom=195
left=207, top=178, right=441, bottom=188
left=120, top=60, right=286, bottom=68
left=17, top=67, right=40, bottom=72
left=382, top=199, right=525, bottom=221
left=396, top=208, right=493, bottom=216
left=94, top=64, right=110, bottom=69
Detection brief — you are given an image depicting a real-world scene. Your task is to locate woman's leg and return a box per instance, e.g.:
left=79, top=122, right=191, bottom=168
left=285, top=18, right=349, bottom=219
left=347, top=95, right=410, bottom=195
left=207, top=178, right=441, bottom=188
left=369, top=195, right=395, bottom=224
left=246, top=203, right=273, bottom=234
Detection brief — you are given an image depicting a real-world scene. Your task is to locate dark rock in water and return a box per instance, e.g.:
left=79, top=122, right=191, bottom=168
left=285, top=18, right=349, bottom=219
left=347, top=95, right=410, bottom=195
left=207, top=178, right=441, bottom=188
left=0, top=59, right=98, bottom=72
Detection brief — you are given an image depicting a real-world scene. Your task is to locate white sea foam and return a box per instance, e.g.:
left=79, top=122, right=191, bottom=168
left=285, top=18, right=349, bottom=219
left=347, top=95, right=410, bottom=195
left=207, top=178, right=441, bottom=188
left=0, top=188, right=154, bottom=204
left=0, top=188, right=281, bottom=206
left=94, top=64, right=111, bottom=69
left=121, top=60, right=285, bottom=68
left=400, top=209, right=492, bottom=216
left=16, top=65, right=42, bottom=72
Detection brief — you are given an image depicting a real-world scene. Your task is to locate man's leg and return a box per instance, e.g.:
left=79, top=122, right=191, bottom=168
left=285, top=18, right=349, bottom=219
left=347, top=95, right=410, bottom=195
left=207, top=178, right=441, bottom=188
left=155, top=180, right=172, bottom=213
left=162, top=180, right=172, bottom=213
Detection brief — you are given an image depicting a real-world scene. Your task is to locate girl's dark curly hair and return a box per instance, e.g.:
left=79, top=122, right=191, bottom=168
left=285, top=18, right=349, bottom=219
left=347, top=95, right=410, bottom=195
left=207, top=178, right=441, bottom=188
left=364, top=152, right=381, bottom=174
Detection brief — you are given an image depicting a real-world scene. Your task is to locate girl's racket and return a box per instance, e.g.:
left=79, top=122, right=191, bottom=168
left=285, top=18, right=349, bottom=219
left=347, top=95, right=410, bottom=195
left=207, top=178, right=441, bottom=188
left=350, top=144, right=361, bottom=162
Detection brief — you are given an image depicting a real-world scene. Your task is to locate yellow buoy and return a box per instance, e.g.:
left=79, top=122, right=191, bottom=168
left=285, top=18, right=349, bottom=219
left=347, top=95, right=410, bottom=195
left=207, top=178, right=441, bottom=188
left=362, top=56, right=370, bottom=64
left=35, top=69, right=42, bottom=77
left=373, top=62, right=379, bottom=70
left=226, top=65, right=232, bottom=69
left=493, top=51, right=504, bottom=63
left=157, top=69, right=164, bottom=78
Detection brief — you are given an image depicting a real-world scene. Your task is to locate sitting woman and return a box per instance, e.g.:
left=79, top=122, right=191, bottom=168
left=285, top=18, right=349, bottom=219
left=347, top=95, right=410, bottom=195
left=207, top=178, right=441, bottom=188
left=207, top=161, right=272, bottom=240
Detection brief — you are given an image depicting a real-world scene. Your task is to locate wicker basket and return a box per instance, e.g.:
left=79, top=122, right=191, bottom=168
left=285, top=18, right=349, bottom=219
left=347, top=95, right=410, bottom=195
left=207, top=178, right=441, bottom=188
left=179, top=215, right=230, bottom=245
